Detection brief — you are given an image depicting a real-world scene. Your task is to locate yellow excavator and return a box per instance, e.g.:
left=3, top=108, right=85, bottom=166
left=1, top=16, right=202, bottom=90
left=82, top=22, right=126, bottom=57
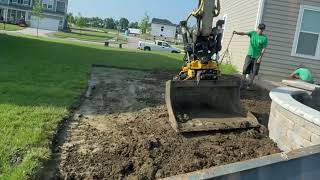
left=166, top=0, right=259, bottom=133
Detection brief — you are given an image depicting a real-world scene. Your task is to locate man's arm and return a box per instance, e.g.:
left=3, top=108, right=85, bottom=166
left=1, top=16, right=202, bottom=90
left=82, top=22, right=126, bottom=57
left=257, top=37, right=268, bottom=64
left=233, top=31, right=249, bottom=36
left=289, top=72, right=299, bottom=79
left=289, top=69, right=300, bottom=79
left=257, top=48, right=266, bottom=64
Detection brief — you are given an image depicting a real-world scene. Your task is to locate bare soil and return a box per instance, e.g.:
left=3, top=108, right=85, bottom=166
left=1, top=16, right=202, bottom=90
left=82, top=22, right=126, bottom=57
left=57, top=67, right=280, bottom=180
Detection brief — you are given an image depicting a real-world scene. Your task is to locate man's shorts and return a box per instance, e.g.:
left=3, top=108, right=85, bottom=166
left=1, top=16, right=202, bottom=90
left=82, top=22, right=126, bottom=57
left=243, top=56, right=260, bottom=76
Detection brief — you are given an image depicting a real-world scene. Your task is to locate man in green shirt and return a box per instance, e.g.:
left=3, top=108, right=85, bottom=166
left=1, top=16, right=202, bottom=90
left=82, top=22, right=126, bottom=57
left=233, top=23, right=268, bottom=89
left=289, top=65, right=314, bottom=84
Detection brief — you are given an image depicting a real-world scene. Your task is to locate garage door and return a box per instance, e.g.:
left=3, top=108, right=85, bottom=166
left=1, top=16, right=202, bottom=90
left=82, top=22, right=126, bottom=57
left=31, top=16, right=59, bottom=31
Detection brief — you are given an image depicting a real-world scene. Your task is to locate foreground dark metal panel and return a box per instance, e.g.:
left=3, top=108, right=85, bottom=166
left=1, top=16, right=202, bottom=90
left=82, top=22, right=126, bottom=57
left=164, top=145, right=320, bottom=180
left=165, top=80, right=259, bottom=132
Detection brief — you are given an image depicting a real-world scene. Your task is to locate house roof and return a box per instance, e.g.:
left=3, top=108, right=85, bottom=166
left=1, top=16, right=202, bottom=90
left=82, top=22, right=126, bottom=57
left=151, top=18, right=176, bottom=26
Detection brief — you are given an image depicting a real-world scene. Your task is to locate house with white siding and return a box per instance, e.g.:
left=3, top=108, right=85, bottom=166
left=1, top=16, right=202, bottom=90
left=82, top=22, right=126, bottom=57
left=128, top=28, right=141, bottom=35
left=151, top=18, right=177, bottom=40
left=216, top=0, right=320, bottom=83
left=0, top=0, right=68, bottom=31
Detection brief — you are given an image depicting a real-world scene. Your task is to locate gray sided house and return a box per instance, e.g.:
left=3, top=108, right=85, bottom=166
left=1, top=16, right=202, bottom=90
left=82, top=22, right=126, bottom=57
left=216, top=0, right=320, bottom=83
left=0, top=0, right=68, bottom=31
left=151, top=18, right=177, bottom=40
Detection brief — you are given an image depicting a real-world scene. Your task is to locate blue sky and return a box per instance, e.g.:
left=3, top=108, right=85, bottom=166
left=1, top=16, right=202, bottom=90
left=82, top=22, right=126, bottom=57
left=68, top=0, right=198, bottom=24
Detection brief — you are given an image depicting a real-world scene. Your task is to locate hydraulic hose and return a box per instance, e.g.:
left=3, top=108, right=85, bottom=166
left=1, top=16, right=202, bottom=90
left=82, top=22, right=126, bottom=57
left=186, top=0, right=204, bottom=22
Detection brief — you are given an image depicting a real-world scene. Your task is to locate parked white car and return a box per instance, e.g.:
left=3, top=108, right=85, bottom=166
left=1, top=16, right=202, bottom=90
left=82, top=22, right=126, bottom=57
left=138, top=40, right=181, bottom=53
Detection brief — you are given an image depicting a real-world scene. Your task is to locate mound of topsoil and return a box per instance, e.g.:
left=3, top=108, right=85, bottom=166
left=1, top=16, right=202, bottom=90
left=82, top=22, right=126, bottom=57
left=57, top=67, right=280, bottom=180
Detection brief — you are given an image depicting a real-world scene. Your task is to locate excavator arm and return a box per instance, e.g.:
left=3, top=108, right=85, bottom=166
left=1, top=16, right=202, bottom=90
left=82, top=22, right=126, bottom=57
left=188, top=0, right=220, bottom=37
left=181, top=0, right=223, bottom=65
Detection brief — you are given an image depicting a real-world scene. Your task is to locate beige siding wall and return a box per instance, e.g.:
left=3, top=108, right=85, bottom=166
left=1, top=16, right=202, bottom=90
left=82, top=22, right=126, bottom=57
left=216, top=0, right=260, bottom=70
left=261, top=0, right=320, bottom=82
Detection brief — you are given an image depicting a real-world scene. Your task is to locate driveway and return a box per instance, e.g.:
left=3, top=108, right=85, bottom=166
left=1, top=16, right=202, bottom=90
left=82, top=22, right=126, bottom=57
left=123, top=35, right=142, bottom=50
left=16, top=27, right=56, bottom=37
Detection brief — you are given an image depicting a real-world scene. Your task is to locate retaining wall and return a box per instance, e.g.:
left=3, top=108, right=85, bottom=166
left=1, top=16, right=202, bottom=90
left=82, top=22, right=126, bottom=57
left=165, top=145, right=320, bottom=180
left=269, top=85, right=320, bottom=152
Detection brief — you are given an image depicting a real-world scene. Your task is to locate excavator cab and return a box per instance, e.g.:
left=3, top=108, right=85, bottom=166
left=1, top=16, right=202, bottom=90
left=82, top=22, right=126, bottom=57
left=165, top=0, right=259, bottom=133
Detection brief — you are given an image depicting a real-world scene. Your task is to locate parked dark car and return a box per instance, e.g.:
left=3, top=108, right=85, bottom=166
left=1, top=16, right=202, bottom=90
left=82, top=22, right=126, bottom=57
left=16, top=17, right=27, bottom=27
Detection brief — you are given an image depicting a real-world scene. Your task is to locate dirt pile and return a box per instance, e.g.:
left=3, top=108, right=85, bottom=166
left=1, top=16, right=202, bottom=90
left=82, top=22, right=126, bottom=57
left=57, top=67, right=280, bottom=180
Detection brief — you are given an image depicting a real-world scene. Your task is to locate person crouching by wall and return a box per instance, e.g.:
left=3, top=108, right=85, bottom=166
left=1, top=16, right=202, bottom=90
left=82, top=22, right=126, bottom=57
left=289, top=64, right=314, bottom=84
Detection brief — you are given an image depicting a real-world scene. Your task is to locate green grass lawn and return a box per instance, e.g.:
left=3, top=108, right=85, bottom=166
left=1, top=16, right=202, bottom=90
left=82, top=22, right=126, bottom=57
left=0, top=23, right=25, bottom=31
left=172, top=44, right=184, bottom=51
left=0, top=34, right=236, bottom=179
left=220, top=63, right=238, bottom=74
left=53, top=28, right=126, bottom=43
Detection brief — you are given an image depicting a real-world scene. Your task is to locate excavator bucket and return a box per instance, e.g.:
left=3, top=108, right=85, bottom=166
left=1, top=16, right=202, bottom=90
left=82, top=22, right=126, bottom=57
left=165, top=79, right=260, bottom=133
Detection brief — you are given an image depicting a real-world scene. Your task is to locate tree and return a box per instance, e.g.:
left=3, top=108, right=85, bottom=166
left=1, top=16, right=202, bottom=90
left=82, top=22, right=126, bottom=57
left=75, top=13, right=86, bottom=34
left=115, top=20, right=120, bottom=27
left=104, top=18, right=116, bottom=29
left=32, top=0, right=44, bottom=37
left=140, top=12, right=150, bottom=34
left=129, top=22, right=139, bottom=29
left=89, top=17, right=104, bottom=28
left=119, top=17, right=129, bottom=30
left=67, top=13, right=75, bottom=26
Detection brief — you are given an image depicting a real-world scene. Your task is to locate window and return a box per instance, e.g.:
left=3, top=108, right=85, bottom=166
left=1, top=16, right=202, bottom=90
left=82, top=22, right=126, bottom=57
left=17, top=10, right=21, bottom=18
left=161, top=26, right=164, bottom=32
left=163, top=43, right=170, bottom=47
left=43, top=0, right=54, bottom=9
left=56, top=1, right=66, bottom=12
left=23, top=0, right=30, bottom=5
left=293, top=5, right=320, bottom=60
left=10, top=9, right=16, bottom=16
left=17, top=11, right=25, bottom=19
left=10, top=0, right=28, bottom=4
